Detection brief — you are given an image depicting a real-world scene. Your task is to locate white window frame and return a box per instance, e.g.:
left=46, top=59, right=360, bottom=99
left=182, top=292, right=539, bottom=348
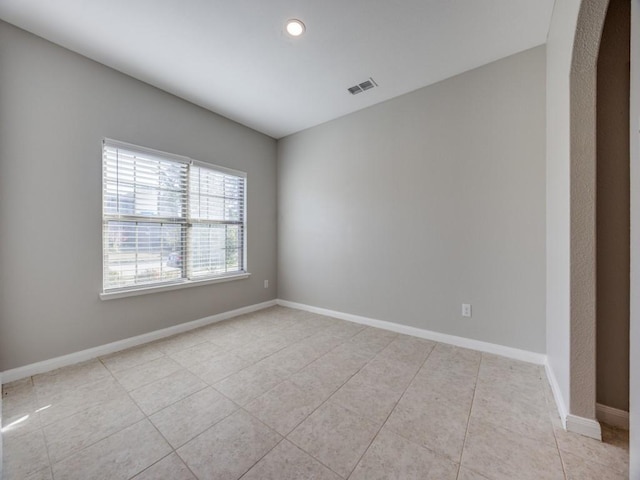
left=100, top=139, right=249, bottom=300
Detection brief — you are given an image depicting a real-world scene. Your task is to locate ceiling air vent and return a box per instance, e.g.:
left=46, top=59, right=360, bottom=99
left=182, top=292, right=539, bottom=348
left=347, top=77, right=378, bottom=95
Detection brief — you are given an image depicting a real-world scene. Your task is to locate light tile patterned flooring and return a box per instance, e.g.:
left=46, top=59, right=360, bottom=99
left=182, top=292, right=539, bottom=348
left=1, top=306, right=629, bottom=480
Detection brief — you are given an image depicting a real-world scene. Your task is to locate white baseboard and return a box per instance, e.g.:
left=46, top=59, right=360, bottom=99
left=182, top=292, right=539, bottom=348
left=276, top=299, right=547, bottom=365
left=566, top=414, right=602, bottom=440
left=544, top=361, right=568, bottom=429
left=0, top=299, right=277, bottom=384
left=596, top=403, right=629, bottom=430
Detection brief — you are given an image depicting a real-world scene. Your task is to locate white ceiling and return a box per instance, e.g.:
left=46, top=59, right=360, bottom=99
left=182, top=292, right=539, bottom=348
left=0, top=0, right=554, bottom=139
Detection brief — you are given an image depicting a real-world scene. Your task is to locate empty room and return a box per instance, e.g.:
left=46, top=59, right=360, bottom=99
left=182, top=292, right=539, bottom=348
left=0, top=0, right=637, bottom=479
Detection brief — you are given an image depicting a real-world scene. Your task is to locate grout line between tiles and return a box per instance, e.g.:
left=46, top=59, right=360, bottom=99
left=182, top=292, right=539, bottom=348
left=266, top=332, right=400, bottom=479
left=235, top=436, right=289, bottom=480
left=341, top=341, right=439, bottom=479
left=456, top=351, right=483, bottom=474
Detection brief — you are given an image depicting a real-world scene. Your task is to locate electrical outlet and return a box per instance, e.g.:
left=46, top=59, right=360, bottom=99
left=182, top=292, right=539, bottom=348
left=462, top=303, right=472, bottom=317
left=264, top=280, right=269, bottom=289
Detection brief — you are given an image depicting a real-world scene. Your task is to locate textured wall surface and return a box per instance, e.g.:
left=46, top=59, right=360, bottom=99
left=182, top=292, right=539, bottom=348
left=278, top=47, right=546, bottom=353
left=596, top=0, right=630, bottom=413
left=629, top=0, right=639, bottom=475
left=0, top=22, right=278, bottom=370
left=568, top=0, right=609, bottom=420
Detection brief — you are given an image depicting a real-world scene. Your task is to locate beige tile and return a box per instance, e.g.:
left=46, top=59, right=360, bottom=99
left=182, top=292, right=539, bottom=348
left=461, top=418, right=564, bottom=480
left=330, top=372, right=403, bottom=424
left=1, top=411, right=42, bottom=440
left=111, top=356, right=183, bottom=391
left=3, top=378, right=38, bottom=413
left=150, top=387, right=238, bottom=448
left=187, top=351, right=251, bottom=385
left=416, top=343, right=481, bottom=381
left=321, top=320, right=367, bottom=339
left=419, top=369, right=477, bottom=403
left=43, top=393, right=144, bottom=462
left=168, top=341, right=225, bottom=367
left=288, top=369, right=346, bottom=401
left=245, top=380, right=324, bottom=435
left=301, top=330, right=347, bottom=354
left=474, top=370, right=546, bottom=410
left=2, top=383, right=42, bottom=439
left=2, top=429, right=50, bottom=480
left=470, top=378, right=555, bottom=445
left=132, top=453, right=196, bottom=480
left=255, top=339, right=337, bottom=378
left=269, top=324, right=315, bottom=345
left=51, top=419, right=171, bottom=480
left=358, top=355, right=421, bottom=393
left=345, top=327, right=398, bottom=357
left=243, top=320, right=294, bottom=339
left=36, top=377, right=127, bottom=427
left=289, top=346, right=370, bottom=398
left=214, top=363, right=283, bottom=405
left=385, top=377, right=473, bottom=460
left=350, top=428, right=459, bottom=480
left=177, top=409, right=281, bottom=480
left=193, top=320, right=239, bottom=339
left=253, top=306, right=302, bottom=324
left=129, top=369, right=206, bottom=415
left=313, top=344, right=372, bottom=374
left=232, top=334, right=289, bottom=363
left=242, top=440, right=341, bottom=480
left=303, top=312, right=343, bottom=326
left=288, top=401, right=380, bottom=478
left=480, top=353, right=544, bottom=378
left=554, top=424, right=629, bottom=476
left=99, top=344, right=164, bottom=373
left=476, top=356, right=547, bottom=408
left=456, top=467, right=492, bottom=480
left=376, top=334, right=436, bottom=366
left=25, top=467, right=54, bottom=480
left=206, top=328, right=261, bottom=349
left=2, top=377, right=36, bottom=400
left=562, top=450, right=628, bottom=480
left=33, top=359, right=111, bottom=398
left=150, top=332, right=208, bottom=355
left=349, top=326, right=397, bottom=343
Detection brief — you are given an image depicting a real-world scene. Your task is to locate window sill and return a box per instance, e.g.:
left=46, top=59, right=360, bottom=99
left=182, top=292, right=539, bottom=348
left=100, top=272, right=251, bottom=300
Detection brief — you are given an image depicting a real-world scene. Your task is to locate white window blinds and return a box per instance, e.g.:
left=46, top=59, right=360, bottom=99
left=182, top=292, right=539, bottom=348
left=188, top=164, right=246, bottom=279
left=102, top=139, right=246, bottom=293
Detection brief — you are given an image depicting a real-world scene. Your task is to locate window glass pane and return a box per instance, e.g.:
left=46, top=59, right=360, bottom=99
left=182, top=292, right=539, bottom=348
left=103, top=147, right=187, bottom=218
left=189, top=166, right=245, bottom=222
left=188, top=224, right=243, bottom=278
left=104, top=221, right=183, bottom=289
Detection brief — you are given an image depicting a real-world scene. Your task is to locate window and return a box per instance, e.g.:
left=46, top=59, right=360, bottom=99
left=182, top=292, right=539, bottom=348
left=102, top=139, right=247, bottom=296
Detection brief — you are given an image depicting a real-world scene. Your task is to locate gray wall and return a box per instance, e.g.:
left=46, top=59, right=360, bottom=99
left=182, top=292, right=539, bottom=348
left=278, top=46, right=547, bottom=353
left=0, top=21, right=278, bottom=371
left=596, top=0, right=630, bottom=413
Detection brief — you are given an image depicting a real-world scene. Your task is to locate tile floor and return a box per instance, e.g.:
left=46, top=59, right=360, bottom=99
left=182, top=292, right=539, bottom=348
left=1, top=306, right=629, bottom=480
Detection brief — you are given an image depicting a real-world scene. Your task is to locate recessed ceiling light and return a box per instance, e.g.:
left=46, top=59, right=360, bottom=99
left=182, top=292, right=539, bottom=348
left=285, top=19, right=305, bottom=37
